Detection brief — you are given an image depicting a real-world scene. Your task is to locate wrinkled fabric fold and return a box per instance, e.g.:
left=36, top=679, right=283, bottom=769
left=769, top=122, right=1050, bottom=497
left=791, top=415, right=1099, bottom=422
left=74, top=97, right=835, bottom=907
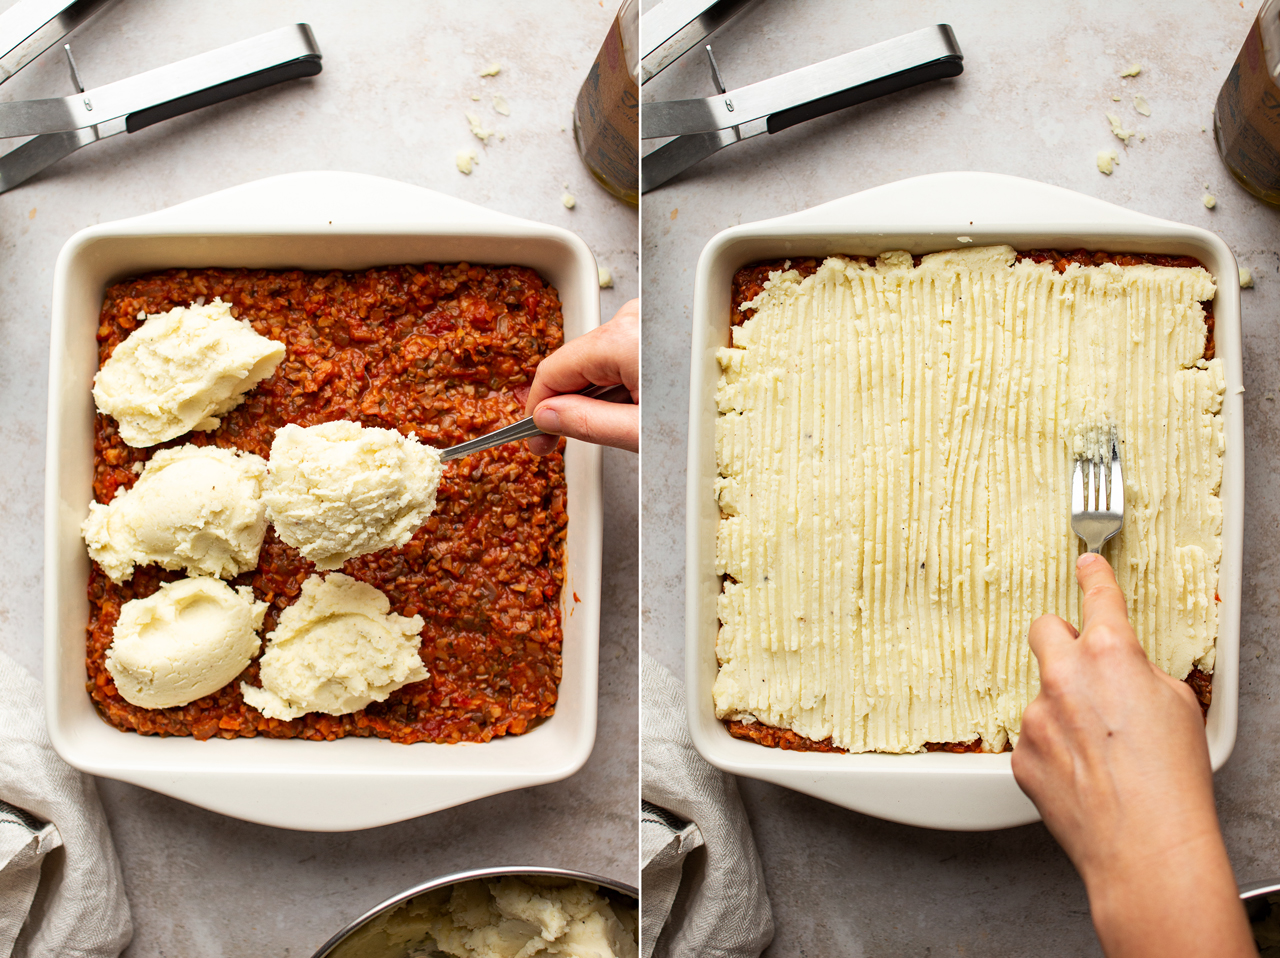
left=0, top=650, right=131, bottom=958
left=641, top=653, right=772, bottom=958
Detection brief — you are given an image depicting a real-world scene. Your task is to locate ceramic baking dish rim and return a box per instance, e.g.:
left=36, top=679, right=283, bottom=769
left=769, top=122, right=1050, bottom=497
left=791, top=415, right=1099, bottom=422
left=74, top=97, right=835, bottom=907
left=683, top=171, right=1243, bottom=831
left=43, top=171, right=604, bottom=832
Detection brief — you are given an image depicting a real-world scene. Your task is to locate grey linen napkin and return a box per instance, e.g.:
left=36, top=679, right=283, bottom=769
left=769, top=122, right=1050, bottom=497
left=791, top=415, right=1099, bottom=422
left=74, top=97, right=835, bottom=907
left=640, top=653, right=772, bottom=958
left=0, top=649, right=131, bottom=958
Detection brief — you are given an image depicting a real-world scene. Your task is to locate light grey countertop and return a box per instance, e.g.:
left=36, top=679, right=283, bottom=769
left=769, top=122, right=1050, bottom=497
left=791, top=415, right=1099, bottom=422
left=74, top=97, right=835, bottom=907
left=642, top=2, right=1280, bottom=955
left=0, top=1, right=638, bottom=955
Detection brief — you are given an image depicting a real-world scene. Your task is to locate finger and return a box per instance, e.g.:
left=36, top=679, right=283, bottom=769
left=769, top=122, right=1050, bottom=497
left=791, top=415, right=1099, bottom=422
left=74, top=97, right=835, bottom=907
left=1011, top=700, right=1065, bottom=803
left=525, top=434, right=560, bottom=457
left=1010, top=738, right=1037, bottom=793
left=525, top=305, right=639, bottom=415
left=1150, top=662, right=1204, bottom=709
left=1011, top=711, right=1048, bottom=792
left=1076, top=552, right=1129, bottom=634
left=1027, top=613, right=1079, bottom=668
left=532, top=395, right=639, bottom=452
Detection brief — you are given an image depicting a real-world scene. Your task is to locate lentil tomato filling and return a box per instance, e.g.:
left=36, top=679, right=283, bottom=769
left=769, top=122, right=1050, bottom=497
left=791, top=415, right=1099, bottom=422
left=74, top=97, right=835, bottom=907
left=87, top=263, right=568, bottom=743
left=722, top=250, right=1218, bottom=754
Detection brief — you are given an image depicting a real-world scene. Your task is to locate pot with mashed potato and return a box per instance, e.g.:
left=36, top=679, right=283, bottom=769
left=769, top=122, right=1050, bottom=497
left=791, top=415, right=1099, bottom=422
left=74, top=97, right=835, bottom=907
left=310, top=867, right=638, bottom=958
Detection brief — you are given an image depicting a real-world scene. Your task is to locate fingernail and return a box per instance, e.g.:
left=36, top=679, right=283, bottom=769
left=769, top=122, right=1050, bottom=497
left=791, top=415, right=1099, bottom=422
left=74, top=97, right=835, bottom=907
left=1077, top=553, right=1100, bottom=569
left=534, top=407, right=561, bottom=433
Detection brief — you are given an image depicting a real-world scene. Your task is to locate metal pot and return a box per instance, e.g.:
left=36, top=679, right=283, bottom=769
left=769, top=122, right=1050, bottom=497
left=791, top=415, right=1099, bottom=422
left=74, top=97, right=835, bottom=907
left=310, top=866, right=639, bottom=958
left=1241, top=878, right=1280, bottom=954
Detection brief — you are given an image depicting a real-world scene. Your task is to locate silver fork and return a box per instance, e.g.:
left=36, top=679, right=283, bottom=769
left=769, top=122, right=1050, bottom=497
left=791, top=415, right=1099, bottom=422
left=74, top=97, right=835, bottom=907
left=1071, top=431, right=1125, bottom=553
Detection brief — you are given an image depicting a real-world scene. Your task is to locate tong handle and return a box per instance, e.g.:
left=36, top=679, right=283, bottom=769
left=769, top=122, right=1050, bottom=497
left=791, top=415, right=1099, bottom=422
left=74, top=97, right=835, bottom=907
left=0, top=22, right=322, bottom=138
left=640, top=0, right=760, bottom=84
left=642, top=24, right=962, bottom=139
left=127, top=55, right=322, bottom=133
left=0, top=0, right=118, bottom=83
left=767, top=55, right=963, bottom=134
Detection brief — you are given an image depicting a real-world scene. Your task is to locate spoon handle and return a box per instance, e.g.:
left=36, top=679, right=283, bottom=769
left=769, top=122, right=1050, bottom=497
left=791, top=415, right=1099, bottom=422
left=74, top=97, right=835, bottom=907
left=439, top=383, right=632, bottom=462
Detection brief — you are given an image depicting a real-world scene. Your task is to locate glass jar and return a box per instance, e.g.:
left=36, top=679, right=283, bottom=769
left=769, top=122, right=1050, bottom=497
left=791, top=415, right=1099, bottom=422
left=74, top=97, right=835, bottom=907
left=1215, top=0, right=1280, bottom=204
left=572, top=0, right=639, bottom=206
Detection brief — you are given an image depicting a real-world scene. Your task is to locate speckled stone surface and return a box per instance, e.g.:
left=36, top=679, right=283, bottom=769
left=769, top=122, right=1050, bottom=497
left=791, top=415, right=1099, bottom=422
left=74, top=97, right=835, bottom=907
left=0, top=1, right=637, bottom=955
left=641, top=2, right=1280, bottom=955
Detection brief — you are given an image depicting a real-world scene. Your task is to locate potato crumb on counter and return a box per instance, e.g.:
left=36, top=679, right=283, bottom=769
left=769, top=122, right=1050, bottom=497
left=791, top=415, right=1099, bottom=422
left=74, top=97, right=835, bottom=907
left=466, top=112, right=497, bottom=143
left=562, top=192, right=576, bottom=209
left=1097, top=149, right=1118, bottom=174
left=493, top=94, right=510, bottom=115
left=1106, top=112, right=1138, bottom=144
left=1120, top=62, right=1142, bottom=76
left=1204, top=193, right=1217, bottom=208
left=1241, top=266, right=1254, bottom=288
left=456, top=148, right=477, bottom=174
left=1134, top=94, right=1151, bottom=116
left=479, top=61, right=500, bottom=77
left=598, top=266, right=613, bottom=288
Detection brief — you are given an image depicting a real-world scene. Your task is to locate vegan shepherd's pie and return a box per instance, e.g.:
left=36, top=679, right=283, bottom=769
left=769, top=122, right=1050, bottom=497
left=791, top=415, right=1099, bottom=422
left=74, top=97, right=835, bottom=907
left=88, top=263, right=569, bottom=743
left=713, top=246, right=1224, bottom=754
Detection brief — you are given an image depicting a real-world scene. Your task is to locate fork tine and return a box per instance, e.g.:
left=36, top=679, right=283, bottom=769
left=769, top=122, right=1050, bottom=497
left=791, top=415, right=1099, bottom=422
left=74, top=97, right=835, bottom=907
left=1070, top=429, right=1124, bottom=554
left=1110, top=435, right=1124, bottom=514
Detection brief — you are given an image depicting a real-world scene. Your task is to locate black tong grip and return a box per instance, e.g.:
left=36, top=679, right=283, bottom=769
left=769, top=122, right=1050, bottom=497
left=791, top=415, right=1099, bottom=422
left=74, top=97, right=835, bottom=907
left=126, top=55, right=322, bottom=133
left=767, top=54, right=963, bottom=135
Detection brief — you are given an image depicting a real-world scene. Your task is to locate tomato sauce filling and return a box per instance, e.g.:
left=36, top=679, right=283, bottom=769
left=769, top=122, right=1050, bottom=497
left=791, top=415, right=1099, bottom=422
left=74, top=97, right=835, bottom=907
left=723, top=251, right=1218, bottom=753
left=88, top=263, right=568, bottom=743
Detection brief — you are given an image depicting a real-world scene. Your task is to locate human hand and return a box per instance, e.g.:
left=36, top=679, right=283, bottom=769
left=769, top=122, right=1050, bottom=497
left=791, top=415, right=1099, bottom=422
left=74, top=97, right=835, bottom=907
left=1012, top=553, right=1252, bottom=958
left=524, top=299, right=638, bottom=455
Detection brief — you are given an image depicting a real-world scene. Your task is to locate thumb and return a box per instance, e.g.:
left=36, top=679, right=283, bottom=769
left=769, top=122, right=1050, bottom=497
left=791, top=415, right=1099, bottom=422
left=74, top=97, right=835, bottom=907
left=1076, top=552, right=1128, bottom=633
left=532, top=395, right=639, bottom=452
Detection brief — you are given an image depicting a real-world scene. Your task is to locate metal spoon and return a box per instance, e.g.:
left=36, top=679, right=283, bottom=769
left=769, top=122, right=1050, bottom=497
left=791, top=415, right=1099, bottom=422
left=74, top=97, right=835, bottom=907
left=439, top=383, right=633, bottom=462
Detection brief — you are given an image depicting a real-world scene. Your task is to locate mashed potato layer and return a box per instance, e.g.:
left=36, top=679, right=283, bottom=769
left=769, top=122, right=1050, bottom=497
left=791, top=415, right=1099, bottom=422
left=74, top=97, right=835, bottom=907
left=263, top=420, right=444, bottom=570
left=106, top=577, right=266, bottom=709
left=714, top=247, right=1224, bottom=753
left=82, top=444, right=268, bottom=583
left=92, top=299, right=285, bottom=447
left=241, top=573, right=427, bottom=720
left=332, top=877, right=638, bottom=958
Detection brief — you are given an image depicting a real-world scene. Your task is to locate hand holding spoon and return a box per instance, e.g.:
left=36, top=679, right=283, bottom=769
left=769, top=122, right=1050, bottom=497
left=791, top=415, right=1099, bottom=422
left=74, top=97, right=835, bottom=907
left=440, top=383, right=633, bottom=462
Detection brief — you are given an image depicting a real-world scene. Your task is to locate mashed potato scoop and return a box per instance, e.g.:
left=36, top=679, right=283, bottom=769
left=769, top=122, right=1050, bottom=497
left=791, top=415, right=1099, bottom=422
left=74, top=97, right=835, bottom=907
left=267, top=388, right=628, bottom=570
left=264, top=421, right=444, bottom=570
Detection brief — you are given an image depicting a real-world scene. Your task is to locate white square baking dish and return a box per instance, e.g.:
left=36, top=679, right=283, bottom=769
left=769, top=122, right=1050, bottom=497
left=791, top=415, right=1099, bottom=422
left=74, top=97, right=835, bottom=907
left=45, top=171, right=603, bottom=832
left=685, top=171, right=1243, bottom=831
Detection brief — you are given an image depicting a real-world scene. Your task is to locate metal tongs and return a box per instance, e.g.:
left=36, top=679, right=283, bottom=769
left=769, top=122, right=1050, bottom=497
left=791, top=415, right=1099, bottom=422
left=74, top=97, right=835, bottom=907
left=0, top=0, right=321, bottom=192
left=640, top=0, right=963, bottom=192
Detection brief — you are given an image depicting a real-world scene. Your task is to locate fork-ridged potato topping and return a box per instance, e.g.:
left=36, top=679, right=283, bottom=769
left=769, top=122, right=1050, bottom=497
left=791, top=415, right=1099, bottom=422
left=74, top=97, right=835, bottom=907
left=713, top=246, right=1223, bottom=753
